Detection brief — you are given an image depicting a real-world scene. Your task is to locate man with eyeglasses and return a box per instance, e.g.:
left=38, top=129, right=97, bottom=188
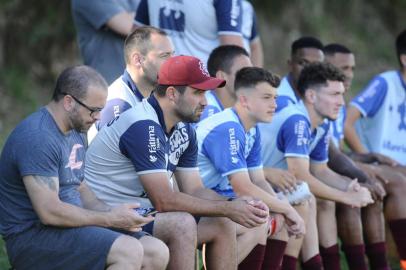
left=0, top=65, right=169, bottom=270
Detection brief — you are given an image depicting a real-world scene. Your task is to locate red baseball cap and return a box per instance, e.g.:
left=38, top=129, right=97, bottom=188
left=158, top=55, right=226, bottom=90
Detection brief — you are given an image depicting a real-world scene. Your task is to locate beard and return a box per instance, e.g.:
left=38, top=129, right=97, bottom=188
left=174, top=105, right=204, bottom=123
left=69, top=107, right=94, bottom=133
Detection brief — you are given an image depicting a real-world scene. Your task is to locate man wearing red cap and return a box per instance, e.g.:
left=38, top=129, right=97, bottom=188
left=85, top=55, right=270, bottom=269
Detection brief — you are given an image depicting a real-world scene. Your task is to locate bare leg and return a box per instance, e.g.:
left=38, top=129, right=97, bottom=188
left=301, top=195, right=319, bottom=261
left=285, top=200, right=309, bottom=258
left=106, top=235, right=143, bottom=270
left=197, top=217, right=238, bottom=270
left=236, top=222, right=268, bottom=263
left=317, top=199, right=337, bottom=248
left=139, top=236, right=169, bottom=270
left=153, top=212, right=198, bottom=270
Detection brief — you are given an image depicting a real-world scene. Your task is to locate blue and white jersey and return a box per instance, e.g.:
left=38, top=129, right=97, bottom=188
left=275, top=75, right=303, bottom=112
left=85, top=95, right=198, bottom=208
left=350, top=70, right=406, bottom=165
left=241, top=0, right=258, bottom=54
left=98, top=70, right=145, bottom=130
left=196, top=108, right=263, bottom=198
left=259, top=105, right=330, bottom=170
left=135, top=0, right=242, bottom=64
left=199, top=90, right=224, bottom=121
left=329, top=106, right=346, bottom=148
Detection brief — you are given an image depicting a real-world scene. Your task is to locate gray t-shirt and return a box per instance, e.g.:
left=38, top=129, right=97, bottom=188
left=71, top=0, right=140, bottom=84
left=0, top=107, right=87, bottom=238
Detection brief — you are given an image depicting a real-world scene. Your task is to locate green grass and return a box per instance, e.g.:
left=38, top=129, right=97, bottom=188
left=0, top=238, right=11, bottom=269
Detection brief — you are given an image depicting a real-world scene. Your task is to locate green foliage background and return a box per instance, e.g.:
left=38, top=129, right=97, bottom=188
left=0, top=0, right=405, bottom=268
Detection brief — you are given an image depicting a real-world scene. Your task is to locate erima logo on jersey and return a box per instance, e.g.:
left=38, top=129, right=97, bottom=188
left=231, top=157, right=239, bottom=164
left=149, top=155, right=157, bottom=163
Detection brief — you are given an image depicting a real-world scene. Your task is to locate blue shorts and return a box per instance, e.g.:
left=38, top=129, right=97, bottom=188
left=5, top=224, right=146, bottom=270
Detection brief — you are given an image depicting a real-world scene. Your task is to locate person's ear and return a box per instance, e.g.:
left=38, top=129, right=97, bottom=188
left=131, top=52, right=143, bottom=68
left=216, top=70, right=227, bottom=80
left=166, top=86, right=177, bottom=102
left=400, top=54, right=406, bottom=68
left=305, top=89, right=316, bottom=104
left=63, top=95, right=75, bottom=112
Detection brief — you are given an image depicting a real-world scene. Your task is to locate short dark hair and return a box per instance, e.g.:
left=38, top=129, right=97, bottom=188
left=52, top=65, right=108, bottom=102
left=396, top=29, right=406, bottom=67
left=297, top=62, right=345, bottom=96
left=323, top=43, right=352, bottom=56
left=154, top=84, right=186, bottom=97
left=291, top=36, right=324, bottom=56
left=124, top=26, right=168, bottom=63
left=235, top=67, right=280, bottom=92
left=207, top=45, right=249, bottom=76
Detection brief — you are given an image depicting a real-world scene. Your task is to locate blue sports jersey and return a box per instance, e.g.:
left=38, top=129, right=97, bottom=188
left=241, top=0, right=258, bottom=54
left=350, top=70, right=406, bottom=165
left=98, top=70, right=145, bottom=130
left=330, top=106, right=346, bottom=148
left=196, top=108, right=263, bottom=198
left=135, top=0, right=243, bottom=64
left=199, top=90, right=224, bottom=121
left=259, top=105, right=330, bottom=170
left=0, top=108, right=86, bottom=237
left=275, top=75, right=303, bottom=112
left=85, top=95, right=198, bottom=208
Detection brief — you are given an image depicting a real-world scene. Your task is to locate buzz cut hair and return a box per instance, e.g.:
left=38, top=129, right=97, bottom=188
left=235, top=67, right=280, bottom=92
left=207, top=45, right=249, bottom=77
left=297, top=62, right=345, bottom=97
left=124, top=26, right=168, bottom=64
left=323, top=43, right=352, bottom=56
left=291, top=36, right=324, bottom=56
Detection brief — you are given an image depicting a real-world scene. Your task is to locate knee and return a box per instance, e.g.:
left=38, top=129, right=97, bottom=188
left=155, top=212, right=197, bottom=244
left=109, top=235, right=144, bottom=267
left=142, top=236, right=169, bottom=270
left=211, top=217, right=236, bottom=236
left=337, top=204, right=361, bottom=220
left=317, top=199, right=335, bottom=214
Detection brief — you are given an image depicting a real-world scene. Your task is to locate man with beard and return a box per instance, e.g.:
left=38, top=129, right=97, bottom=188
left=259, top=62, right=374, bottom=270
left=88, top=26, right=175, bottom=142
left=0, top=66, right=169, bottom=270
left=85, top=56, right=270, bottom=270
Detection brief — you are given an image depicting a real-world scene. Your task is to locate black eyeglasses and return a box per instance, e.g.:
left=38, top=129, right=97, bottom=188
left=61, top=92, right=103, bottom=117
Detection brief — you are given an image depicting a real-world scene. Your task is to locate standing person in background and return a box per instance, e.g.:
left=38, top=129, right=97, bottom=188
left=241, top=0, right=264, bottom=67
left=71, top=0, right=140, bottom=84
left=0, top=65, right=169, bottom=270
left=134, top=0, right=245, bottom=64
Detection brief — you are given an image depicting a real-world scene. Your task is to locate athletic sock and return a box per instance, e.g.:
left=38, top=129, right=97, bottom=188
left=341, top=244, right=367, bottom=270
left=261, top=239, right=287, bottom=270
left=301, top=254, right=323, bottom=270
left=319, top=244, right=341, bottom=270
left=281, top=255, right=297, bottom=270
left=238, top=244, right=266, bottom=270
left=388, top=219, right=406, bottom=268
left=365, top=242, right=390, bottom=270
